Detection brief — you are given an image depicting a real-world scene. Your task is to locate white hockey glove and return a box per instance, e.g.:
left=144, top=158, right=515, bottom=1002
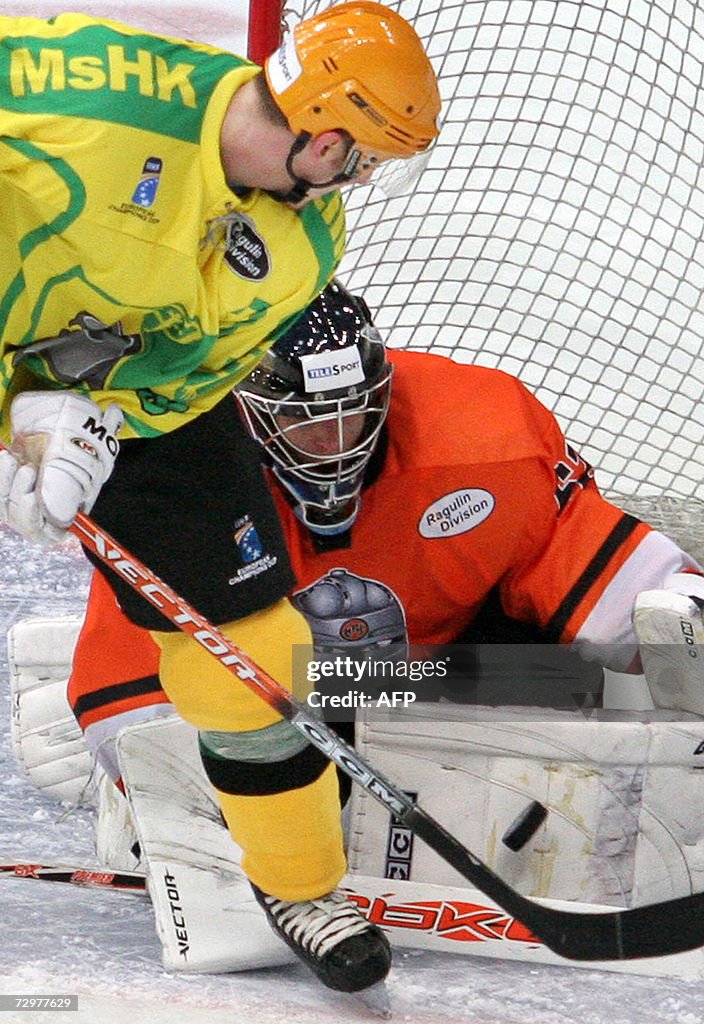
left=0, top=391, right=123, bottom=545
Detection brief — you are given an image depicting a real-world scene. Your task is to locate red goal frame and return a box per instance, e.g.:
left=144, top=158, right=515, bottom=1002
left=247, top=0, right=283, bottom=64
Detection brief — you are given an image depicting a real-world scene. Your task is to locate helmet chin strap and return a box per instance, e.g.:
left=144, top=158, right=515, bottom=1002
left=272, top=465, right=361, bottom=536
left=293, top=500, right=360, bottom=537
left=266, top=132, right=362, bottom=205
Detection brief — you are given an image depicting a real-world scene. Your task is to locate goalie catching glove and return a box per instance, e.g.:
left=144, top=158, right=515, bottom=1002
left=0, top=391, right=122, bottom=545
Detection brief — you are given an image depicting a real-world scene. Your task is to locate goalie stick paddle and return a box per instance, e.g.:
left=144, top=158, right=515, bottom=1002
left=12, top=495, right=704, bottom=962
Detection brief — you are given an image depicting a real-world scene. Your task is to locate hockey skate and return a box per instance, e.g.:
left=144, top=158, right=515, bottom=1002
left=252, top=884, right=392, bottom=993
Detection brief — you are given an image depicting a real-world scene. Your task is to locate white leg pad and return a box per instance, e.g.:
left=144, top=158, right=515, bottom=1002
left=116, top=716, right=295, bottom=974
left=7, top=616, right=93, bottom=804
left=634, top=588, right=704, bottom=715
left=94, top=767, right=142, bottom=872
left=347, top=702, right=704, bottom=909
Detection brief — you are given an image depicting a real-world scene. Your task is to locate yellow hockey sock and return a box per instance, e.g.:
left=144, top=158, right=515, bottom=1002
left=151, top=598, right=346, bottom=899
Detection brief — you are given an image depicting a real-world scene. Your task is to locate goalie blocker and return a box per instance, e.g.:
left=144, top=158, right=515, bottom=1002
left=633, top=578, right=704, bottom=717
left=9, top=613, right=704, bottom=980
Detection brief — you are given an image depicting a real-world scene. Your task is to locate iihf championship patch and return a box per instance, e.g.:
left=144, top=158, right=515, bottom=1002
left=131, top=157, right=163, bottom=208
left=233, top=517, right=264, bottom=564
left=228, top=515, right=278, bottom=586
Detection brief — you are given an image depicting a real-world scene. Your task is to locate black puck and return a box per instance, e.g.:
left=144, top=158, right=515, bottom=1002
left=502, top=800, right=548, bottom=851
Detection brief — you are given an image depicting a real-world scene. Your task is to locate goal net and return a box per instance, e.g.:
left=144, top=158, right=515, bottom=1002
left=285, top=0, right=704, bottom=558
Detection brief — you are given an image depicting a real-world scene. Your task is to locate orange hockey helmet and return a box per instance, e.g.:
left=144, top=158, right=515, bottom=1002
left=264, top=1, right=441, bottom=161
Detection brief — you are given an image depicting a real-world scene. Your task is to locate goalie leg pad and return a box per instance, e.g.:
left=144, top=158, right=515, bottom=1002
left=94, top=765, right=143, bottom=872
left=8, top=614, right=176, bottom=796
left=633, top=588, right=704, bottom=716
left=116, top=716, right=297, bottom=973
left=347, top=702, right=704, bottom=908
left=7, top=616, right=93, bottom=804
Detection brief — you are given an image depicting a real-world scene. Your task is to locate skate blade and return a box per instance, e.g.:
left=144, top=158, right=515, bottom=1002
left=353, top=980, right=392, bottom=1019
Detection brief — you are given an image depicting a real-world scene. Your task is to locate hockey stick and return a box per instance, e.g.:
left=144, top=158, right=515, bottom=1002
left=0, top=862, right=147, bottom=893
left=12, top=501, right=704, bottom=961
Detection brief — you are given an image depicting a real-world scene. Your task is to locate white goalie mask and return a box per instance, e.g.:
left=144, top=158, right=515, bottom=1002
left=236, top=280, right=393, bottom=535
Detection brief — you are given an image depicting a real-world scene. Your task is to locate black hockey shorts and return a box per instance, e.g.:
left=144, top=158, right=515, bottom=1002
left=86, top=396, right=296, bottom=631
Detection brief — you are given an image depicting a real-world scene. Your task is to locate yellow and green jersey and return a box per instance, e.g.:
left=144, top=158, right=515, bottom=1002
left=0, top=14, right=345, bottom=438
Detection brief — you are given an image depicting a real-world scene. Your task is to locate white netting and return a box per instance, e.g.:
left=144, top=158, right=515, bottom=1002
left=286, top=0, right=704, bottom=521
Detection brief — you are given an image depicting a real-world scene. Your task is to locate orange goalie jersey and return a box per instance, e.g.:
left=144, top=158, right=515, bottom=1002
left=69, top=350, right=699, bottom=742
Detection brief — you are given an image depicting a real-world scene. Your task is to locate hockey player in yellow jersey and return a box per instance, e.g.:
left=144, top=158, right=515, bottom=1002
left=0, top=5, right=441, bottom=996
left=1, top=6, right=437, bottom=436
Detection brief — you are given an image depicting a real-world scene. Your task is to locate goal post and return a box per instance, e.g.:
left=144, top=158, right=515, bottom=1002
left=23, top=1, right=284, bottom=63
left=284, top=0, right=704, bottom=559
left=247, top=0, right=284, bottom=63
